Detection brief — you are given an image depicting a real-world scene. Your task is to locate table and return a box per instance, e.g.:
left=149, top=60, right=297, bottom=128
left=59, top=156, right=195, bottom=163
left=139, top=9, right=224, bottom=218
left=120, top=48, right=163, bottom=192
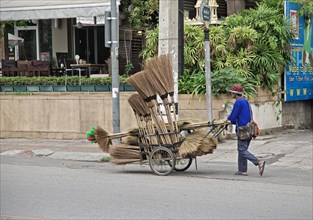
left=70, top=63, right=107, bottom=85
left=70, top=64, right=107, bottom=77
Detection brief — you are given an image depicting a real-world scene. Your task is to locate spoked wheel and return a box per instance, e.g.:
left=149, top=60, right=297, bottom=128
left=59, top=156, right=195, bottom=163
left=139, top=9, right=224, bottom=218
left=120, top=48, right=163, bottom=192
left=149, top=147, right=175, bottom=176
left=170, top=156, right=192, bottom=172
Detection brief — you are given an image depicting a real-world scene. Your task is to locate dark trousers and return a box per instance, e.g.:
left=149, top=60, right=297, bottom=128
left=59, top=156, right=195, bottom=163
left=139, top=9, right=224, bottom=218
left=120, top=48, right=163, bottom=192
left=237, top=138, right=259, bottom=172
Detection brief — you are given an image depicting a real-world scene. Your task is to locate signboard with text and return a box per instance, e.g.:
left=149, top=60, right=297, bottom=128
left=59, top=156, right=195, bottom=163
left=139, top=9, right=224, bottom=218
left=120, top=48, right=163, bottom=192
left=200, top=4, right=210, bottom=22
left=284, top=1, right=313, bottom=101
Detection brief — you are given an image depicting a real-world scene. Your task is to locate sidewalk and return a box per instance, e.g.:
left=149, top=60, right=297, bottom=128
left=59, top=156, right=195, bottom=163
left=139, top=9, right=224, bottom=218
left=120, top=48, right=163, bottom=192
left=0, top=138, right=110, bottom=162
left=0, top=129, right=312, bottom=170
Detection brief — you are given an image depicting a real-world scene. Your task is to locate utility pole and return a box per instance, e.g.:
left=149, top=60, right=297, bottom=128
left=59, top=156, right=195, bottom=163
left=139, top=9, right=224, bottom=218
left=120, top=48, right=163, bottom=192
left=158, top=0, right=179, bottom=117
left=200, top=1, right=213, bottom=122
left=178, top=0, right=184, bottom=77
left=110, top=0, right=120, bottom=134
left=204, top=22, right=212, bottom=122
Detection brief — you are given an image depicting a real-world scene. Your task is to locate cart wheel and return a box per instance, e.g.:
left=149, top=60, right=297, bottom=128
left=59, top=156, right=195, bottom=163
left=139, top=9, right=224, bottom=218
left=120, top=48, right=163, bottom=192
left=171, top=156, right=192, bottom=172
left=149, top=147, right=175, bottom=176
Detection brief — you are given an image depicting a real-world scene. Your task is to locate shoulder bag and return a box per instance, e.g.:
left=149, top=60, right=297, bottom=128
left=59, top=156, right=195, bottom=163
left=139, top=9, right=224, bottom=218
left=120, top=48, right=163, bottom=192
left=237, top=102, right=260, bottom=140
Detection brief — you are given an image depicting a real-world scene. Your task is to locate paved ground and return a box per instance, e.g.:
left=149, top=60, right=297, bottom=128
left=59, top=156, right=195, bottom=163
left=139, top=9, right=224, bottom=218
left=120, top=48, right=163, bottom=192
left=0, top=129, right=312, bottom=171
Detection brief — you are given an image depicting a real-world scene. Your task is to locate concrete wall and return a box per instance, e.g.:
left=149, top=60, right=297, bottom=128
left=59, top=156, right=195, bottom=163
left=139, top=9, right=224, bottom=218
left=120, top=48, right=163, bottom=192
left=178, top=87, right=282, bottom=133
left=282, top=100, right=313, bottom=129
left=0, top=88, right=290, bottom=140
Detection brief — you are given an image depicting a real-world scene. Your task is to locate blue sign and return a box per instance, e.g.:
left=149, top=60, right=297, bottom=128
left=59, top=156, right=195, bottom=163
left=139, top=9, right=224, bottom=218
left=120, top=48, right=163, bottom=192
left=284, top=1, right=313, bottom=101
left=200, top=4, right=211, bottom=22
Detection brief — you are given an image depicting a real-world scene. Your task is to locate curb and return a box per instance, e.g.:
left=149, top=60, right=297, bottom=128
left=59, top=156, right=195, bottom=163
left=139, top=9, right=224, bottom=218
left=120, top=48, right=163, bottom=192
left=1, top=149, right=110, bottom=162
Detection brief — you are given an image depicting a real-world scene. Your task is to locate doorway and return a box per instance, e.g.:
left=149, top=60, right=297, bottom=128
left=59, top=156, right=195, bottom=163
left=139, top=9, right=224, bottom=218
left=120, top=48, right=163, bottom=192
left=15, top=26, right=39, bottom=60
left=74, top=25, right=109, bottom=64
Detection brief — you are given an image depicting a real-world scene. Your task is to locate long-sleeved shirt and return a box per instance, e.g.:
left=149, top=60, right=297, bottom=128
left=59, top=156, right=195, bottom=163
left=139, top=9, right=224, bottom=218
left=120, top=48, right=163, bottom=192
left=227, top=98, right=251, bottom=131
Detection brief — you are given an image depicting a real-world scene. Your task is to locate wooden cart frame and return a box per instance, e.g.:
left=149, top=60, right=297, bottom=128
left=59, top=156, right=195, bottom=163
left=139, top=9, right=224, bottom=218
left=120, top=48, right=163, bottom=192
left=136, top=120, right=229, bottom=176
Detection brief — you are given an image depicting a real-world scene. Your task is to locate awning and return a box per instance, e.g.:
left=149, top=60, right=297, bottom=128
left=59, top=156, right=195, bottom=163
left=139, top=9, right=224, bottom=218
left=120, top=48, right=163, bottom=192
left=0, top=0, right=118, bottom=21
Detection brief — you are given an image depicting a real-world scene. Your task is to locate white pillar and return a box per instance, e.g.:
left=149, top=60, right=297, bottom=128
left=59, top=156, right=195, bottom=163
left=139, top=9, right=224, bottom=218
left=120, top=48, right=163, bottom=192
left=158, top=0, right=179, bottom=117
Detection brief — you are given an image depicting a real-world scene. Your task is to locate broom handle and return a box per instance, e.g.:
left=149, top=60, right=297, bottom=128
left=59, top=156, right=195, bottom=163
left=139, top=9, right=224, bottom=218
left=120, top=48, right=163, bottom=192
left=180, top=121, right=227, bottom=130
left=147, top=102, right=165, bottom=143
left=146, top=116, right=159, bottom=145
left=149, top=105, right=172, bottom=144
left=149, top=100, right=173, bottom=144
left=163, top=102, right=179, bottom=143
left=108, top=132, right=136, bottom=139
left=136, top=114, right=149, bottom=144
left=138, top=115, right=155, bottom=154
left=170, top=95, right=179, bottom=132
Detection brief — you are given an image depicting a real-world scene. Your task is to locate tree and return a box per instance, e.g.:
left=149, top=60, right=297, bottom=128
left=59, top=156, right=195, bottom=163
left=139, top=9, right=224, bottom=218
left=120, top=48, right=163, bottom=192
left=121, top=0, right=159, bottom=30
left=140, top=2, right=295, bottom=96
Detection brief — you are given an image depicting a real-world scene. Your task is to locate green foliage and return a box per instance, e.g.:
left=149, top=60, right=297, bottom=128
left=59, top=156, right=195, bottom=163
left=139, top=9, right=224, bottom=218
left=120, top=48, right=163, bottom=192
left=224, top=4, right=294, bottom=90
left=140, top=27, right=159, bottom=59
left=124, top=62, right=134, bottom=76
left=122, top=0, right=158, bottom=29
left=141, top=3, right=294, bottom=96
left=134, top=0, right=313, bottom=97
left=0, top=76, right=129, bottom=86
left=141, top=24, right=205, bottom=71
left=178, top=69, right=205, bottom=95
left=258, top=0, right=284, bottom=12
left=211, top=67, right=257, bottom=97
left=183, top=25, right=205, bottom=71
left=178, top=67, right=257, bottom=98
left=0, top=20, right=29, bottom=39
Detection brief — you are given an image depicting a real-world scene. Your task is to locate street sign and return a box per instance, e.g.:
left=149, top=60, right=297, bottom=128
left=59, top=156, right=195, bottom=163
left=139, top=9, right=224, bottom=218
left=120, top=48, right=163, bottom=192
left=200, top=4, right=211, bottom=22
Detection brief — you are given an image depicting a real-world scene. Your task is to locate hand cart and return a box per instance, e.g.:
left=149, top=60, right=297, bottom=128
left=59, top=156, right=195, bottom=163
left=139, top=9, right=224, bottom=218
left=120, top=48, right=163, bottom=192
left=130, top=120, right=230, bottom=176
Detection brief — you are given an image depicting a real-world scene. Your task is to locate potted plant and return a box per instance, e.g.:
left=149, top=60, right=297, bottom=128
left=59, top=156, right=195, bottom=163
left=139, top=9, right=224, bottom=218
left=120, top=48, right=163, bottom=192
left=0, top=77, right=14, bottom=92
left=93, top=77, right=111, bottom=92
left=119, top=76, right=135, bottom=92
left=65, top=76, right=80, bottom=91
left=52, top=76, right=67, bottom=92
left=80, top=77, right=95, bottom=92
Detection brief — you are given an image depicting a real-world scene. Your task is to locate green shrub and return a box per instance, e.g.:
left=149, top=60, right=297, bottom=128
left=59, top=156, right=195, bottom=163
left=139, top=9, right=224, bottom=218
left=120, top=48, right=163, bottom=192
left=0, top=76, right=128, bottom=86
left=178, top=67, right=257, bottom=98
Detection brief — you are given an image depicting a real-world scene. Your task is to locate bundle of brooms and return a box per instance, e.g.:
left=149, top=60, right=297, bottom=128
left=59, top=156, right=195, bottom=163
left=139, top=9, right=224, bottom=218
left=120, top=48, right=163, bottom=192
left=126, top=54, right=220, bottom=158
left=94, top=118, right=227, bottom=160
left=94, top=126, right=138, bottom=153
left=108, top=143, right=141, bottom=164
left=94, top=54, right=227, bottom=164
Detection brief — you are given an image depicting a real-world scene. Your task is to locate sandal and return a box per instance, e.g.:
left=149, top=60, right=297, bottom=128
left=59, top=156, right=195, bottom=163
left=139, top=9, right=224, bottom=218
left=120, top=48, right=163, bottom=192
left=235, top=171, right=248, bottom=176
left=258, top=161, right=266, bottom=176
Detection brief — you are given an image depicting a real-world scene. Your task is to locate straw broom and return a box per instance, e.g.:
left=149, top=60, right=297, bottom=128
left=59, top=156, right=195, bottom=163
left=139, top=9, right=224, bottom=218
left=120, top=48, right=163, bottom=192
left=133, top=71, right=170, bottom=142
left=124, top=135, right=138, bottom=146
left=131, top=94, right=159, bottom=145
left=155, top=54, right=178, bottom=129
left=196, top=129, right=218, bottom=156
left=108, top=143, right=141, bottom=158
left=144, top=55, right=179, bottom=143
left=128, top=94, right=149, bottom=145
left=178, top=119, right=227, bottom=157
left=178, top=128, right=217, bottom=157
left=180, top=119, right=227, bottom=131
left=95, top=126, right=139, bottom=152
left=178, top=129, right=204, bottom=157
left=145, top=54, right=179, bottom=131
left=144, top=55, right=177, bottom=126
left=127, top=72, right=163, bottom=139
left=128, top=93, right=156, bottom=153
left=109, top=143, right=141, bottom=164
left=127, top=71, right=172, bottom=144
left=95, top=118, right=197, bottom=153
left=95, top=126, right=111, bottom=153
